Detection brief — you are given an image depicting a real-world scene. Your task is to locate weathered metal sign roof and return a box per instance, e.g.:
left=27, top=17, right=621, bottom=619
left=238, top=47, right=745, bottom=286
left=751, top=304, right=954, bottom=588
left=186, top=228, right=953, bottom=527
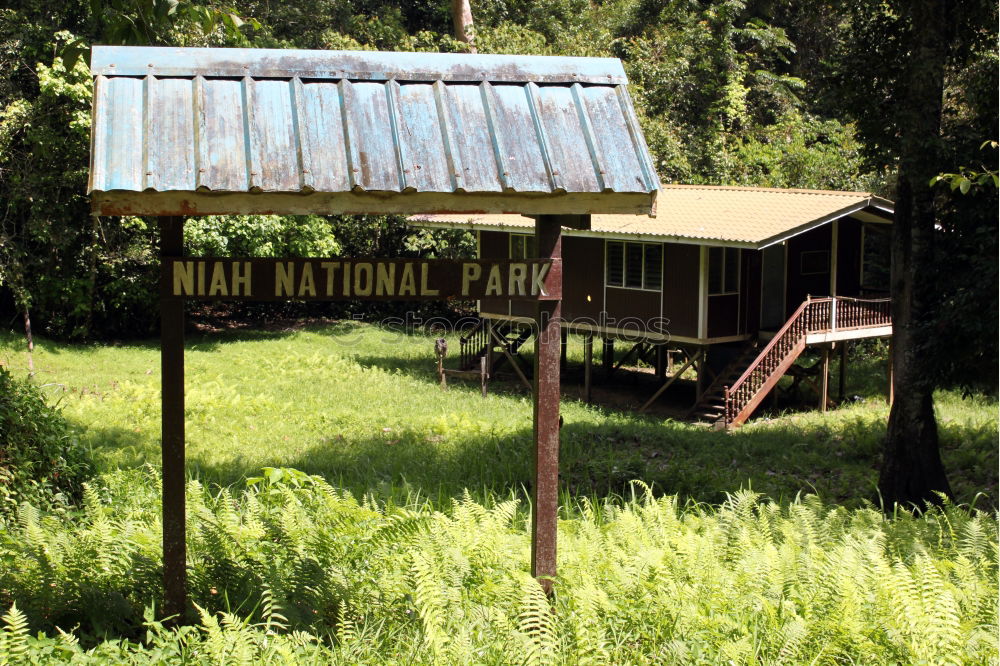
left=88, top=46, right=658, bottom=217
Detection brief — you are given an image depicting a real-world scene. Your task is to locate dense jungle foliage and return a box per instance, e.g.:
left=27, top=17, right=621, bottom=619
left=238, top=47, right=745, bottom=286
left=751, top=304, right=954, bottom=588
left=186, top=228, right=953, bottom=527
left=0, top=0, right=995, bottom=391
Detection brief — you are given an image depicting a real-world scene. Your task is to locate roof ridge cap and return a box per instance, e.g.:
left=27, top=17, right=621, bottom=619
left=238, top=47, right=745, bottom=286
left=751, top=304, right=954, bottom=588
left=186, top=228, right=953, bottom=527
left=660, top=183, right=873, bottom=197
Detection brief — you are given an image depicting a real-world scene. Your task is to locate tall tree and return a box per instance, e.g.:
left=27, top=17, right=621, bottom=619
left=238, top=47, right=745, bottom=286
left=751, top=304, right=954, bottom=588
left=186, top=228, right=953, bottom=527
left=878, top=0, right=953, bottom=507
left=832, top=0, right=996, bottom=507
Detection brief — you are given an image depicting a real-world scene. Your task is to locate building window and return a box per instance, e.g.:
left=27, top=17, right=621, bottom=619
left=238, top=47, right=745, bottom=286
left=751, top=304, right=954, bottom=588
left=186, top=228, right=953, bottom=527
left=606, top=241, right=663, bottom=291
left=860, top=224, right=890, bottom=292
left=800, top=250, right=829, bottom=276
left=509, top=233, right=535, bottom=260
left=708, top=246, right=740, bottom=295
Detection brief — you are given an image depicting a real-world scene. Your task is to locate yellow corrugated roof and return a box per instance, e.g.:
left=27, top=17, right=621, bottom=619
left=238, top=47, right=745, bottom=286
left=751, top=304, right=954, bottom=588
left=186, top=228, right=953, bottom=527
left=409, top=184, right=893, bottom=247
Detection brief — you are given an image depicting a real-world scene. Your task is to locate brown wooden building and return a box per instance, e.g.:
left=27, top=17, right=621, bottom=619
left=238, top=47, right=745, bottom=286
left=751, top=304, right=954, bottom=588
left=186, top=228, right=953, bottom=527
left=410, top=185, right=895, bottom=428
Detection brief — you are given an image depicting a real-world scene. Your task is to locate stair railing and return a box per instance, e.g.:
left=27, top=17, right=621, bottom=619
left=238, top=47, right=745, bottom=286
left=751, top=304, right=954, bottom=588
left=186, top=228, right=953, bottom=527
left=459, top=319, right=490, bottom=370
left=722, top=296, right=891, bottom=425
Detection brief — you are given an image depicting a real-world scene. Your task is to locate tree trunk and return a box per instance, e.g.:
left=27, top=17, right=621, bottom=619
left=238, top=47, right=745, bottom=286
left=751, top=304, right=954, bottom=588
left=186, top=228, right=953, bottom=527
left=878, top=0, right=953, bottom=508
left=452, top=0, right=476, bottom=52
left=23, top=307, right=34, bottom=374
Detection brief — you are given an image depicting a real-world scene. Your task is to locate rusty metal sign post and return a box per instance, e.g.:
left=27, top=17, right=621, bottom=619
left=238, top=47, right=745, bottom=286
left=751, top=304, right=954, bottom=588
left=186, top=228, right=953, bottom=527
left=157, top=216, right=566, bottom=618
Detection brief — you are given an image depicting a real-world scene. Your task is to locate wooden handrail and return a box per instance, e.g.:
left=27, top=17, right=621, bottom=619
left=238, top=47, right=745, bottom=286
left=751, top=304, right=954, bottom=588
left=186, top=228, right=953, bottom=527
left=723, top=296, right=891, bottom=427
left=729, top=298, right=813, bottom=394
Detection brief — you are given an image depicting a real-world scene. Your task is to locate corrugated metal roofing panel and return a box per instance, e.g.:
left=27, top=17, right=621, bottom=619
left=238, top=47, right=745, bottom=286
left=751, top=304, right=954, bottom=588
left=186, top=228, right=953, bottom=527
left=147, top=77, right=196, bottom=191
left=408, top=185, right=895, bottom=248
left=296, top=80, right=349, bottom=193
left=88, top=46, right=658, bottom=216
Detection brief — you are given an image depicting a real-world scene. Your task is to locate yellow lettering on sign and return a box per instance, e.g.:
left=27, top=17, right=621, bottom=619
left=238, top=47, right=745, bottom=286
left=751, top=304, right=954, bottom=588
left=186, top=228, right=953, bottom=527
left=376, top=263, right=395, bottom=296
left=298, top=263, right=317, bottom=297
left=321, top=262, right=340, bottom=296
left=485, top=265, right=502, bottom=296
left=173, top=261, right=195, bottom=296
left=399, top=263, right=416, bottom=296
left=232, top=262, right=251, bottom=296
left=208, top=262, right=228, bottom=296
left=355, top=263, right=373, bottom=296
left=197, top=261, right=206, bottom=296
left=461, top=263, right=482, bottom=296
left=530, top=262, right=550, bottom=297
left=342, top=262, right=351, bottom=296
left=508, top=263, right=527, bottom=296
left=419, top=263, right=439, bottom=296
left=275, top=262, right=294, bottom=296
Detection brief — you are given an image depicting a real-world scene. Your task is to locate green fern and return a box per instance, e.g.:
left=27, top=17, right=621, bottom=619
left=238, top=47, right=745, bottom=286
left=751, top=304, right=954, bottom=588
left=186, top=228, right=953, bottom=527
left=517, top=575, right=557, bottom=666
left=410, top=550, right=448, bottom=657
left=0, top=604, right=30, bottom=663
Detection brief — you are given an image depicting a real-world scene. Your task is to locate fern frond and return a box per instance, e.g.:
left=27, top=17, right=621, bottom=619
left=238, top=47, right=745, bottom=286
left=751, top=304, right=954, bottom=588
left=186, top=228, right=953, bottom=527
left=410, top=550, right=448, bottom=657
left=0, top=604, right=30, bottom=662
left=517, top=575, right=557, bottom=666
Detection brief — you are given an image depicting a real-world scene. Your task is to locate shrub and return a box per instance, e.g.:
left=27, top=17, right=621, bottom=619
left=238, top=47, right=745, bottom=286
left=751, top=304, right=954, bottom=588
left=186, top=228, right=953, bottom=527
left=0, top=368, right=92, bottom=514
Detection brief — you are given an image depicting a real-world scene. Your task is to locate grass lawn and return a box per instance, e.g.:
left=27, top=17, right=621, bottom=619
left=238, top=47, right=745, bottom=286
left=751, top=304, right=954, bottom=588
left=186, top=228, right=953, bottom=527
left=1, top=321, right=995, bottom=509
left=1, top=322, right=997, bottom=664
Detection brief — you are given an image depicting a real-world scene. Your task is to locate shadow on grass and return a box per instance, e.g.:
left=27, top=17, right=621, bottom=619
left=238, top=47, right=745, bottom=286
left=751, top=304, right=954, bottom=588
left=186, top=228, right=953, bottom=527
left=59, top=326, right=993, bottom=511
left=76, top=400, right=996, bottom=511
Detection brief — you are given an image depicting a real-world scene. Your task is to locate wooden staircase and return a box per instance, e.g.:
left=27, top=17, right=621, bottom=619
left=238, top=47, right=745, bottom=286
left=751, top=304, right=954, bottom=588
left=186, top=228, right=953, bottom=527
left=694, top=296, right=891, bottom=429
left=690, top=343, right=761, bottom=428
left=459, top=319, right=532, bottom=372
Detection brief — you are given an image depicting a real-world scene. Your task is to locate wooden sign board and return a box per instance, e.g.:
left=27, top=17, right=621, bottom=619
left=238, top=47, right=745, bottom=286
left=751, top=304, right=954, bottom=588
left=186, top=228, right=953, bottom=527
left=162, top=258, right=561, bottom=301
left=155, top=215, right=573, bottom=622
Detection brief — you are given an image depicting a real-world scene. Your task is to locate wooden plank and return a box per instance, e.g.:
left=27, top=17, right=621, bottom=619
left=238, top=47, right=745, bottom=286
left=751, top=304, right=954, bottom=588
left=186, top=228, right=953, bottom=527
left=91, top=189, right=657, bottom=217
left=161, top=257, right=560, bottom=301
left=612, top=341, right=645, bottom=373
left=602, top=338, right=614, bottom=378
left=839, top=342, right=848, bottom=401
left=639, top=349, right=699, bottom=413
left=92, top=46, right=630, bottom=84
left=490, top=326, right=532, bottom=391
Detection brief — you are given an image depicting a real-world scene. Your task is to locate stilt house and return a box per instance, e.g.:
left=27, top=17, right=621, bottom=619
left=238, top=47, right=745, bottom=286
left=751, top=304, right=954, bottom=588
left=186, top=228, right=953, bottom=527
left=409, top=184, right=895, bottom=427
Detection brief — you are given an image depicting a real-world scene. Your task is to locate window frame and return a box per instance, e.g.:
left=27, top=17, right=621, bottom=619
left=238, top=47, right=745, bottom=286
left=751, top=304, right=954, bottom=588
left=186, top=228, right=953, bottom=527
left=605, top=240, right=664, bottom=292
left=708, top=246, right=741, bottom=296
left=509, top=233, right=535, bottom=260
left=799, top=249, right=830, bottom=276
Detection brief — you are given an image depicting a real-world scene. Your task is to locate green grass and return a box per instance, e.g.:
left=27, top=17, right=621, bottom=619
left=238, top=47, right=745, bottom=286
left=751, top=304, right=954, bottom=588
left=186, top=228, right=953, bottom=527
left=1, top=322, right=995, bottom=509
left=1, top=322, right=997, bottom=663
